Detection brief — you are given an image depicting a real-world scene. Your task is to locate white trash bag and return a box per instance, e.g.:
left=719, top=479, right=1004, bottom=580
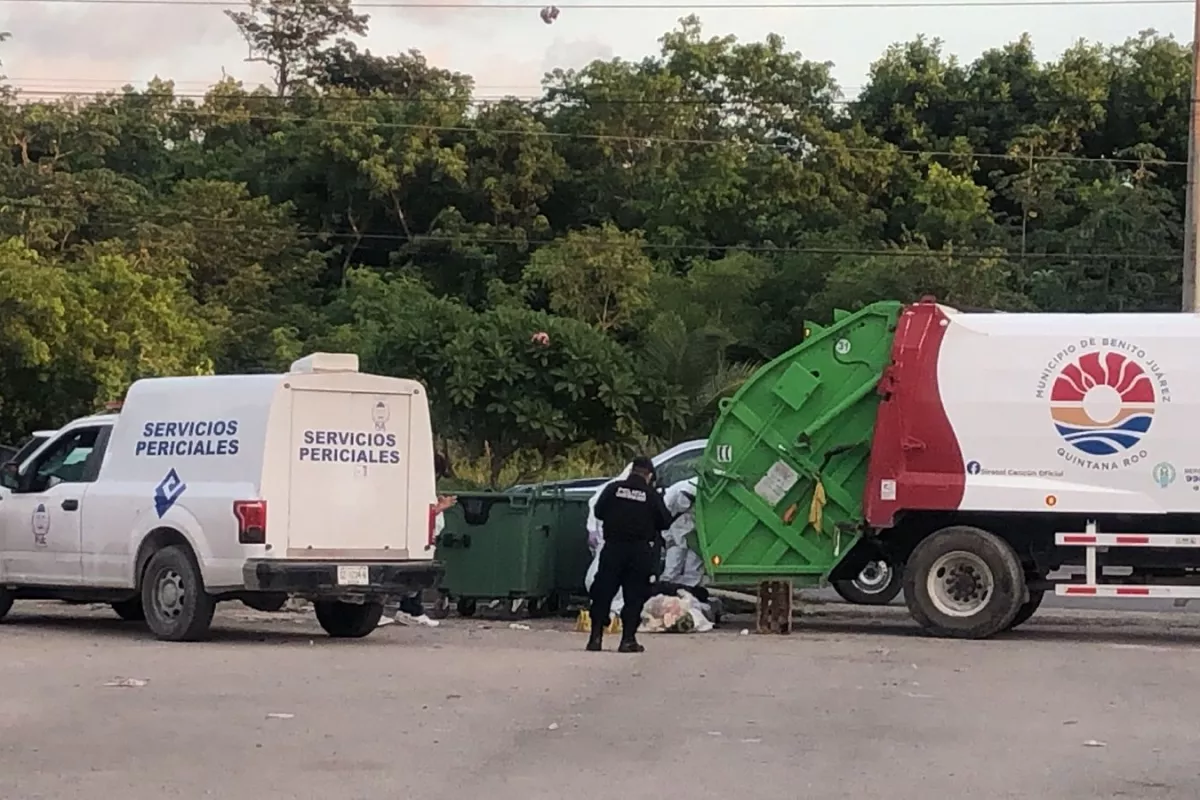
left=641, top=589, right=714, bottom=634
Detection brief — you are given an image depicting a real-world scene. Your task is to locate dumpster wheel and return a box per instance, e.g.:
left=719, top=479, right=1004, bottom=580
left=456, top=598, right=478, bottom=618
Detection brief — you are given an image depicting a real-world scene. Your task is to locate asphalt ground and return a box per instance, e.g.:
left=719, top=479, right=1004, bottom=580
left=3, top=598, right=1200, bottom=800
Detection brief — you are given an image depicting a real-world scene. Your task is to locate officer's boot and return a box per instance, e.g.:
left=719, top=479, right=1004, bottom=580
left=586, top=626, right=604, bottom=651
left=617, top=634, right=644, bottom=653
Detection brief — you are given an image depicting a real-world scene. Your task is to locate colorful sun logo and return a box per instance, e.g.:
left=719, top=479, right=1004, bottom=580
left=1049, top=351, right=1156, bottom=456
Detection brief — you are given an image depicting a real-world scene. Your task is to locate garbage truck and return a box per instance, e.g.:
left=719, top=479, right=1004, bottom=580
left=694, top=298, right=1200, bottom=639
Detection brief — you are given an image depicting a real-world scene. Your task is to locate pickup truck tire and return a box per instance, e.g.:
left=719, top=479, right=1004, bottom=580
left=903, top=526, right=1025, bottom=640
left=315, top=600, right=384, bottom=638
left=832, top=560, right=902, bottom=605
left=0, top=588, right=12, bottom=621
left=1006, top=589, right=1045, bottom=631
left=112, top=597, right=146, bottom=622
left=142, top=545, right=217, bottom=642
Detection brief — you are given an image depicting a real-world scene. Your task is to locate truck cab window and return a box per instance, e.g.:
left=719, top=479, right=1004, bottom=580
left=25, top=428, right=102, bottom=492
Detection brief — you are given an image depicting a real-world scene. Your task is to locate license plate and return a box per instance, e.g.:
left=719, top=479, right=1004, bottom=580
left=337, top=565, right=370, bottom=586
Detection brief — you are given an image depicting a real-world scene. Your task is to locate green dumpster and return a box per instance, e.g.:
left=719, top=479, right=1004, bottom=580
left=435, top=488, right=593, bottom=616
left=549, top=491, right=593, bottom=596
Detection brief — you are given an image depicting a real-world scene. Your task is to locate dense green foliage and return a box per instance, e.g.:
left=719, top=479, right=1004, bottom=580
left=0, top=10, right=1190, bottom=482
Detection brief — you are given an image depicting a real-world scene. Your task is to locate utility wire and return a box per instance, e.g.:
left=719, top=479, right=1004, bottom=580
left=6, top=104, right=1171, bottom=166
left=10, top=86, right=1186, bottom=112
left=0, top=0, right=1189, bottom=7
left=0, top=197, right=1182, bottom=262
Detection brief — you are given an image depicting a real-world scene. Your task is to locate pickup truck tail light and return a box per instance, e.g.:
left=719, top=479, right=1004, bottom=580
left=234, top=500, right=267, bottom=545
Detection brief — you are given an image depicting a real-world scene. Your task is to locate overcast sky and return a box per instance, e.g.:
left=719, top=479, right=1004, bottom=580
left=0, top=0, right=1193, bottom=100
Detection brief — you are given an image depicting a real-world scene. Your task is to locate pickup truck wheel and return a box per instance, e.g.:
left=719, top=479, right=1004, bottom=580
left=1006, top=589, right=1045, bottom=631
left=141, top=545, right=216, bottom=642
left=903, top=526, right=1025, bottom=640
left=314, top=600, right=384, bottom=638
left=112, top=597, right=146, bottom=621
left=832, top=560, right=902, bottom=605
left=0, top=588, right=12, bottom=621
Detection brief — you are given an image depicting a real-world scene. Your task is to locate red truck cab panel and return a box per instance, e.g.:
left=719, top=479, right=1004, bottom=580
left=863, top=300, right=967, bottom=528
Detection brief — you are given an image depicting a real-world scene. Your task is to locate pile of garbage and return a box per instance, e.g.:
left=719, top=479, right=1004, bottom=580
left=641, top=589, right=715, bottom=634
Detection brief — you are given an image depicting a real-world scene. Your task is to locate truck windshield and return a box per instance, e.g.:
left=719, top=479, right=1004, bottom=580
left=4, top=435, right=50, bottom=469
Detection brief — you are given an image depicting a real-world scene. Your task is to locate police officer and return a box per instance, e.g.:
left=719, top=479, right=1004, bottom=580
left=587, top=456, right=673, bottom=653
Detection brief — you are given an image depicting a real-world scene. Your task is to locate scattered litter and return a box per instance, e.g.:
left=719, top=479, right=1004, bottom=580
left=871, top=647, right=891, bottom=657
left=741, top=738, right=762, bottom=744
left=1062, top=720, right=1078, bottom=726
left=1083, top=740, right=1107, bottom=748
left=446, top=694, right=462, bottom=700
left=707, top=731, right=723, bottom=737
left=266, top=713, right=294, bottom=720
left=509, top=623, right=532, bottom=631
left=548, top=723, right=559, bottom=731
left=740, top=629, right=750, bottom=636
left=104, top=678, right=148, bottom=688
left=905, top=692, right=933, bottom=699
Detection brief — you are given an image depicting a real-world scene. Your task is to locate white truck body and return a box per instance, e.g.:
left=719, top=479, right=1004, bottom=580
left=0, top=353, right=441, bottom=640
left=938, top=310, right=1192, bottom=515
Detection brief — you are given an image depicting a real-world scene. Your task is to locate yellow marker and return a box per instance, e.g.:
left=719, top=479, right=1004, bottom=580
left=1046, top=495, right=1058, bottom=507
left=712, top=554, right=722, bottom=566
left=574, top=609, right=621, bottom=634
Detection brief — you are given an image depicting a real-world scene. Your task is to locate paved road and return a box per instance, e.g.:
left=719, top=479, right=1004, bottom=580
left=4, top=601, right=1200, bottom=800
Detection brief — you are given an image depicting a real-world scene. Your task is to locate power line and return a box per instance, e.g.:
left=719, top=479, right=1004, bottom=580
left=17, top=104, right=1172, bottom=167
left=0, top=0, right=1188, bottom=7
left=0, top=197, right=1182, bottom=262
left=4, top=84, right=1182, bottom=165
left=10, top=85, right=1186, bottom=112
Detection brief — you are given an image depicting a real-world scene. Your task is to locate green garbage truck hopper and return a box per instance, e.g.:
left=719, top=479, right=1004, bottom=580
left=694, top=301, right=902, bottom=585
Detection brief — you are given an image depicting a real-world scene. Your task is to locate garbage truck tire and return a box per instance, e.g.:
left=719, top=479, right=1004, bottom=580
left=832, top=560, right=902, bottom=605
left=1005, top=589, right=1045, bottom=631
left=903, top=525, right=1025, bottom=640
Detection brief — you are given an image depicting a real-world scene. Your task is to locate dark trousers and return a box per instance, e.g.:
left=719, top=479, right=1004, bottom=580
left=398, top=593, right=424, bottom=616
left=589, top=539, right=654, bottom=639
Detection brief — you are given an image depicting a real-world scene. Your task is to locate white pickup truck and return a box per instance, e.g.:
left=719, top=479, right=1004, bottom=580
left=0, top=352, right=442, bottom=641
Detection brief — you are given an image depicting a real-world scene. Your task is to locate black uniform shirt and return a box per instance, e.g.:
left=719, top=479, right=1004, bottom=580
left=594, top=474, right=673, bottom=544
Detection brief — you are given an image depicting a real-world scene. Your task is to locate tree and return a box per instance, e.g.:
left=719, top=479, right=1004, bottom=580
left=0, top=22, right=1191, bottom=476
left=225, top=0, right=369, bottom=97
left=0, top=238, right=211, bottom=440
left=327, top=270, right=646, bottom=484
left=522, top=224, right=654, bottom=331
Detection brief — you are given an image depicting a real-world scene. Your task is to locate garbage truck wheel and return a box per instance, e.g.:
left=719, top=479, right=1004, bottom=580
left=903, top=526, right=1025, bottom=640
left=1005, top=589, right=1045, bottom=631
left=832, top=560, right=902, bottom=605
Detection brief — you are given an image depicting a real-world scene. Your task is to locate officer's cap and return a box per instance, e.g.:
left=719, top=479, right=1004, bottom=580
left=631, top=456, right=655, bottom=475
